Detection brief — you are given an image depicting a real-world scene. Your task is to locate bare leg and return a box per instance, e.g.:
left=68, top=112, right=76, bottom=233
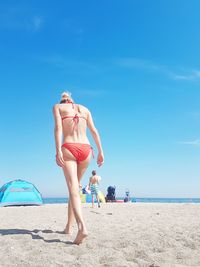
left=62, top=160, right=88, bottom=245
left=64, top=152, right=91, bottom=234
left=92, top=194, right=94, bottom=208
left=73, top=154, right=91, bottom=245
left=96, top=194, right=100, bottom=208
left=77, top=153, right=91, bottom=182
left=62, top=148, right=76, bottom=234
left=64, top=198, right=74, bottom=234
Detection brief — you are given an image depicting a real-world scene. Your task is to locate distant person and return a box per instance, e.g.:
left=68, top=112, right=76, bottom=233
left=53, top=92, right=104, bottom=245
left=89, top=170, right=101, bottom=208
left=124, top=189, right=131, bottom=202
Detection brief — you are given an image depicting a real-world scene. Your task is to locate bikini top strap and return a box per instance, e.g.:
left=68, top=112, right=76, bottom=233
left=74, top=103, right=81, bottom=114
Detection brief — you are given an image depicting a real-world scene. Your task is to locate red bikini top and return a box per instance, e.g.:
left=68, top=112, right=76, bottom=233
left=61, top=100, right=87, bottom=131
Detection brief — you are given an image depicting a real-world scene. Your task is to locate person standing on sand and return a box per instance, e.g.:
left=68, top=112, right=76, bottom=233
left=88, top=170, right=101, bottom=208
left=53, top=92, right=104, bottom=245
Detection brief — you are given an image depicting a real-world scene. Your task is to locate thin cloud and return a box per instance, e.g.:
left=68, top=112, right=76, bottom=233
left=37, top=55, right=200, bottom=81
left=0, top=6, right=43, bottom=32
left=37, top=55, right=100, bottom=74
left=172, top=74, right=193, bottom=80
left=116, top=57, right=200, bottom=82
left=116, top=58, right=161, bottom=72
left=172, top=70, right=200, bottom=81
left=179, top=139, right=200, bottom=146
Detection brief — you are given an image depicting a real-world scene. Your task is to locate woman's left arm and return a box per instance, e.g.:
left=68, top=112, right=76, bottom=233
left=53, top=104, right=65, bottom=167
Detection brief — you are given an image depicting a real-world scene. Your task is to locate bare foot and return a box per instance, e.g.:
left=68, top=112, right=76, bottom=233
left=73, top=230, right=88, bottom=245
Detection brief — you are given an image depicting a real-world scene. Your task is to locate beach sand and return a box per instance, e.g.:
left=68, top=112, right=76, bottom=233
left=0, top=203, right=200, bottom=267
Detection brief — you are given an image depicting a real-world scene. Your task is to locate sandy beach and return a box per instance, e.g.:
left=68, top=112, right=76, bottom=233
left=0, top=203, right=200, bottom=267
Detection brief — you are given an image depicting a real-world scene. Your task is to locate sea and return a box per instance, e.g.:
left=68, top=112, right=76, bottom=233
left=43, top=198, right=200, bottom=204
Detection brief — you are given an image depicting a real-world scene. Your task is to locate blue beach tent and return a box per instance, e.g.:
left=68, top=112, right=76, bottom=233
left=0, top=179, right=43, bottom=207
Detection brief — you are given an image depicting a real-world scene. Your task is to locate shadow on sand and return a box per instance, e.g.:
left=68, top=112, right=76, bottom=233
left=0, top=228, right=73, bottom=245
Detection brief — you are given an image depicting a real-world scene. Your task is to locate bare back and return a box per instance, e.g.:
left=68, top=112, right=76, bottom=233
left=58, top=103, right=90, bottom=144
left=53, top=99, right=103, bottom=167
left=90, top=175, right=101, bottom=185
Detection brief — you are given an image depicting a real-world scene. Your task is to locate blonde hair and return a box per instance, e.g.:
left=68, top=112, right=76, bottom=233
left=60, top=91, right=74, bottom=102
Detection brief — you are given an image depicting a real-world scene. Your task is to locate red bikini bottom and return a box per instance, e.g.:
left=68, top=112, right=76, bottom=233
left=62, top=143, right=93, bottom=163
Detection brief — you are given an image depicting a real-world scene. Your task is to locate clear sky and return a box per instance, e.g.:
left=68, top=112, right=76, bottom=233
left=0, top=0, right=200, bottom=198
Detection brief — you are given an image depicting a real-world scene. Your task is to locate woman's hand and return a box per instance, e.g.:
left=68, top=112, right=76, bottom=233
left=56, top=150, right=65, bottom=167
left=97, top=152, right=104, bottom=167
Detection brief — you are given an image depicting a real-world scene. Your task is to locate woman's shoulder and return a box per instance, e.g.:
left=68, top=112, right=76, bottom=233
left=53, top=103, right=69, bottom=111
left=52, top=104, right=61, bottom=114
left=53, top=103, right=61, bottom=109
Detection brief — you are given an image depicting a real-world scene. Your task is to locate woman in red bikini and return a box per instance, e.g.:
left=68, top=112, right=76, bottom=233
left=53, top=92, right=104, bottom=245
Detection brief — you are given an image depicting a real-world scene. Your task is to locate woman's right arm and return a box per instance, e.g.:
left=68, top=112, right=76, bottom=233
left=53, top=104, right=65, bottom=167
left=87, top=110, right=104, bottom=167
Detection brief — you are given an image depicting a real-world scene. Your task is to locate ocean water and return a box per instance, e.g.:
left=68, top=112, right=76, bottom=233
left=133, top=198, right=200, bottom=203
left=43, top=198, right=68, bottom=204
left=43, top=197, right=200, bottom=204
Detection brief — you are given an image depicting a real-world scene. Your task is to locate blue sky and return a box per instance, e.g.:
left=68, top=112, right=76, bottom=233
left=0, top=0, right=200, bottom=198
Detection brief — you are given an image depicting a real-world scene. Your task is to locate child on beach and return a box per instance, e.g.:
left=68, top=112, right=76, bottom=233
left=88, top=170, right=101, bottom=208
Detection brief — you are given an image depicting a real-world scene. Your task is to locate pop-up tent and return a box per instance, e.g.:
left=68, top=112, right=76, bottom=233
left=0, top=179, right=43, bottom=207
